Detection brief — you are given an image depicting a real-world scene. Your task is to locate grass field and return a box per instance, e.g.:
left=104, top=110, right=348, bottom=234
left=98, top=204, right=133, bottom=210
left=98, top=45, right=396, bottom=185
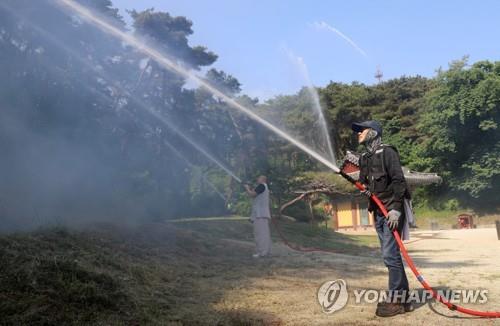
left=0, top=219, right=379, bottom=325
left=172, top=218, right=379, bottom=254
left=413, top=208, right=500, bottom=229
left=2, top=218, right=498, bottom=325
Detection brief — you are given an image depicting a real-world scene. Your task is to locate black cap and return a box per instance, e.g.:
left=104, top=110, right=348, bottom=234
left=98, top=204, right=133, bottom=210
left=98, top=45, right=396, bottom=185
left=351, top=120, right=383, bottom=137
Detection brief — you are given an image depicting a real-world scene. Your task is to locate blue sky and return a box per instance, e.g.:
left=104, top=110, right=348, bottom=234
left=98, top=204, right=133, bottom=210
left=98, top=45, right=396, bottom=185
left=114, top=0, right=500, bottom=100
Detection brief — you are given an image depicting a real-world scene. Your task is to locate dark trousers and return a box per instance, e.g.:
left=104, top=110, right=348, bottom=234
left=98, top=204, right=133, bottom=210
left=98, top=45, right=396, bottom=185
left=375, top=212, right=409, bottom=301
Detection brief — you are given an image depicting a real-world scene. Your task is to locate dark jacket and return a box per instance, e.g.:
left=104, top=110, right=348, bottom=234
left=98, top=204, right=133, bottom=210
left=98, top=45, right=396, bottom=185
left=359, top=144, right=410, bottom=213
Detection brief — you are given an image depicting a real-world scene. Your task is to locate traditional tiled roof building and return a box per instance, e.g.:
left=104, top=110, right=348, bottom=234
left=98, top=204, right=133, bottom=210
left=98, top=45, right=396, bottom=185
left=280, top=152, right=441, bottom=230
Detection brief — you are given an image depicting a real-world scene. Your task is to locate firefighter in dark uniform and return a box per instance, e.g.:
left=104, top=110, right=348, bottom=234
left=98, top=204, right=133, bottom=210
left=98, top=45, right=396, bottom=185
left=352, top=120, right=414, bottom=317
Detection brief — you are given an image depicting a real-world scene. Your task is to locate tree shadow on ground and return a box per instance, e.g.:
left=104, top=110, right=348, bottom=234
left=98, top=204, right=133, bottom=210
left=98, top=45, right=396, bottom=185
left=404, top=255, right=479, bottom=269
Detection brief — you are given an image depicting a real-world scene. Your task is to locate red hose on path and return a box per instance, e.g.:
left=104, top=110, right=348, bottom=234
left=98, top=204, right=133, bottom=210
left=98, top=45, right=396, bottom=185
left=270, top=218, right=340, bottom=253
left=272, top=171, right=500, bottom=318
left=349, top=174, right=500, bottom=317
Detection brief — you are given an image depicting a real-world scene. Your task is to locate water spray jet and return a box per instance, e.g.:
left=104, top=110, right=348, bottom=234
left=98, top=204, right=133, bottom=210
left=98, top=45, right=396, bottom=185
left=54, top=0, right=341, bottom=174
left=2, top=1, right=242, bottom=186
left=284, top=46, right=336, bottom=162
left=162, top=139, right=228, bottom=202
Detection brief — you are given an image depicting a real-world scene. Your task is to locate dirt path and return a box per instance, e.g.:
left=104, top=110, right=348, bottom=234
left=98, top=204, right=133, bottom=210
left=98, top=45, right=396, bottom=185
left=212, top=228, right=500, bottom=325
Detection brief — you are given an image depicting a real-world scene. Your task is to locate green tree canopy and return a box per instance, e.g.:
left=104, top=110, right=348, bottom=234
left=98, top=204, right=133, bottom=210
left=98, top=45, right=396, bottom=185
left=417, top=58, right=500, bottom=203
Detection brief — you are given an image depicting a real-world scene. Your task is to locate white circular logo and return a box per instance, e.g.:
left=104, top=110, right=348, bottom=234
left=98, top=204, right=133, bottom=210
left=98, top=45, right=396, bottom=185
left=317, top=279, right=349, bottom=314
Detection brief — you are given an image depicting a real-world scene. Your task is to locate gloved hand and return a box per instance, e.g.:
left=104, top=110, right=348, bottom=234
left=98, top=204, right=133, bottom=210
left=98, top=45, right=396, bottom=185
left=387, top=210, right=402, bottom=231
left=361, top=189, right=372, bottom=198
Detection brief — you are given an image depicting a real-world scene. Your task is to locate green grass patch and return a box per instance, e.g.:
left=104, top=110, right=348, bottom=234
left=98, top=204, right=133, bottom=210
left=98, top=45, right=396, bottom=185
left=272, top=220, right=379, bottom=254
left=172, top=218, right=379, bottom=255
left=414, top=207, right=499, bottom=229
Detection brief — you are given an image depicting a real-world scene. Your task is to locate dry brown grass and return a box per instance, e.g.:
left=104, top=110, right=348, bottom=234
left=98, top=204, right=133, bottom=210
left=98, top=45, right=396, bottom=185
left=0, top=219, right=378, bottom=325
left=3, top=220, right=497, bottom=325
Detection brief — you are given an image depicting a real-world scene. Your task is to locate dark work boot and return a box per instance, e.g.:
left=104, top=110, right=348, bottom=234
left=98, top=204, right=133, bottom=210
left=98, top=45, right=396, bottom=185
left=403, top=302, right=414, bottom=312
left=399, top=293, right=414, bottom=313
left=375, top=302, right=405, bottom=317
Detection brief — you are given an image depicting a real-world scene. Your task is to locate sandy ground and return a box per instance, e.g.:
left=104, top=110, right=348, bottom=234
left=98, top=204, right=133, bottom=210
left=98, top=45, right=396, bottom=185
left=212, top=228, right=500, bottom=325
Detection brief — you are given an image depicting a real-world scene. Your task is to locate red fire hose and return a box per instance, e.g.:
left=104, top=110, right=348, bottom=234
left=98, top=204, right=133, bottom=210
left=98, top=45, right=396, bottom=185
left=272, top=171, right=500, bottom=318
left=346, top=177, right=500, bottom=317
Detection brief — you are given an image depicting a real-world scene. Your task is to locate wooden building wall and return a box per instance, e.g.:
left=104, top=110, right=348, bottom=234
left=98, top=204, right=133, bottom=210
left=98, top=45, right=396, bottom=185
left=331, top=196, right=374, bottom=230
